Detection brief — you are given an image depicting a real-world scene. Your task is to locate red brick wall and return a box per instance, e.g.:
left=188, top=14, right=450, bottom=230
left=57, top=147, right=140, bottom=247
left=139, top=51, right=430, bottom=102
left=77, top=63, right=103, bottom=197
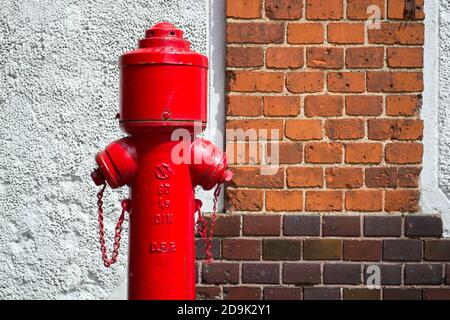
left=195, top=0, right=450, bottom=300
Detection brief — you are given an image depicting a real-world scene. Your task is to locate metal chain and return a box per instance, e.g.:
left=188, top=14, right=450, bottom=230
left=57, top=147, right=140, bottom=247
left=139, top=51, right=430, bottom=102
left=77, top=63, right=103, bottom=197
left=97, top=182, right=219, bottom=266
left=97, top=183, right=130, bottom=268
left=196, top=184, right=222, bottom=264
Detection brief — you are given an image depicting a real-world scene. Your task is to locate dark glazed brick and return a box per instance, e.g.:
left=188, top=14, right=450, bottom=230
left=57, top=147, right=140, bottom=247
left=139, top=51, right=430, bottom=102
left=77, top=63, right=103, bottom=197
left=423, top=289, right=450, bottom=300
left=304, top=288, right=341, bottom=300
left=343, top=288, right=381, bottom=300
left=263, top=239, right=302, bottom=260
left=202, top=262, right=239, bottom=284
left=196, top=286, right=221, bottom=300
left=344, top=240, right=382, bottom=261
left=404, top=264, right=443, bottom=285
left=196, top=262, right=199, bottom=284
left=243, top=215, right=281, bottom=236
left=222, top=239, right=261, bottom=260
left=364, top=215, right=402, bottom=237
left=283, top=263, right=321, bottom=285
left=383, top=239, right=422, bottom=261
left=425, top=240, right=450, bottom=261
left=284, top=215, right=321, bottom=236
left=209, top=215, right=241, bottom=236
left=447, top=264, right=450, bottom=284
left=196, top=239, right=221, bottom=259
left=223, top=287, right=262, bottom=300
left=323, top=263, right=362, bottom=285
left=405, top=215, right=443, bottom=237
left=364, top=264, right=402, bottom=285
left=242, top=263, right=280, bottom=284
left=383, top=289, right=422, bottom=300
left=303, top=239, right=343, bottom=260
left=263, top=287, right=302, bottom=300
left=323, top=216, right=361, bottom=237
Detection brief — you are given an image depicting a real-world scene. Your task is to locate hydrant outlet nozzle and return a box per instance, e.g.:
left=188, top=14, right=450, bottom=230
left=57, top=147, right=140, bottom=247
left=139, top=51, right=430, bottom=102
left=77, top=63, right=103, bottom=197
left=222, top=169, right=233, bottom=184
left=91, top=168, right=105, bottom=186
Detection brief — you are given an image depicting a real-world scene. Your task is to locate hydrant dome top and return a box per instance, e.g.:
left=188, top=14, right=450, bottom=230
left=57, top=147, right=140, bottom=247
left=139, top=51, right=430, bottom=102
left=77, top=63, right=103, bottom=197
left=120, top=22, right=208, bottom=68
left=145, top=22, right=184, bottom=39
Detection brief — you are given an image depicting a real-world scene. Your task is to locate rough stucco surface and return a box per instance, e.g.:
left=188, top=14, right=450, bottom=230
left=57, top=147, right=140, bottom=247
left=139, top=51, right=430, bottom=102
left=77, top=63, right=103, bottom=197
left=0, top=0, right=207, bottom=299
left=439, top=1, right=450, bottom=199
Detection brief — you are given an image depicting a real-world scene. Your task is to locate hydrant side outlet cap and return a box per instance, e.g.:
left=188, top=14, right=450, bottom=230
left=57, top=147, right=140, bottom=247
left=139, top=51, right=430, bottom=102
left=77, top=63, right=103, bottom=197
left=120, top=22, right=208, bottom=68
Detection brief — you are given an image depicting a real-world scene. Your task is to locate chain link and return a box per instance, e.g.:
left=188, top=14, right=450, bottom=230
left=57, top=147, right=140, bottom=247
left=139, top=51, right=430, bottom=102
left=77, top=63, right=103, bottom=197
left=97, top=183, right=129, bottom=268
left=196, top=184, right=222, bottom=264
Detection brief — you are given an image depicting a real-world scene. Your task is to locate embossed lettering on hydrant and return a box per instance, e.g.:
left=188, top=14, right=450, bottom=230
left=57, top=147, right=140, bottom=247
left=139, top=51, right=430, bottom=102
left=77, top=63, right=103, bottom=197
left=150, top=241, right=177, bottom=253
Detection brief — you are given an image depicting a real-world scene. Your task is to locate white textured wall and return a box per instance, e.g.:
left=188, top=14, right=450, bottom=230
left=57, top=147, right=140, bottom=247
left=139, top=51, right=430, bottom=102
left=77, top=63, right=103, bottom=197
left=0, top=0, right=207, bottom=299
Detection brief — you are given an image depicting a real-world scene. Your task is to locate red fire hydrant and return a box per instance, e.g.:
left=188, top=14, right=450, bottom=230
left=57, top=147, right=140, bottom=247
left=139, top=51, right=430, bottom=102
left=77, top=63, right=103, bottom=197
left=90, top=22, right=232, bottom=300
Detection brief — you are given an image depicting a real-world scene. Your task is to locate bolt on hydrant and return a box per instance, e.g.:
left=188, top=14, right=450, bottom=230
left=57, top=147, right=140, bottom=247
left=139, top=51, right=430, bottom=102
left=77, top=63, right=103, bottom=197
left=90, top=22, right=232, bottom=300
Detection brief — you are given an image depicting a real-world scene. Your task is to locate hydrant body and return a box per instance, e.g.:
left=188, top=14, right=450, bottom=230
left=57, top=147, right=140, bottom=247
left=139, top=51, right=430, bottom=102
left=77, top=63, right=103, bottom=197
left=91, top=22, right=231, bottom=300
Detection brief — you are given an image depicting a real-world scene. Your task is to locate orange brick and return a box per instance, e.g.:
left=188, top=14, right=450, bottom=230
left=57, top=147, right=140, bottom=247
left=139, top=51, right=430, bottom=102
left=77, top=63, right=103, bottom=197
left=307, top=47, right=344, bottom=69
left=328, top=72, right=365, bottom=93
left=226, top=142, right=261, bottom=165
left=227, top=23, right=285, bottom=44
left=388, top=0, right=424, bottom=20
left=326, top=168, right=363, bottom=189
left=305, top=95, right=344, bottom=117
left=347, top=0, right=385, bottom=19
left=266, top=190, right=303, bottom=211
left=231, top=167, right=285, bottom=188
left=398, top=167, right=421, bottom=187
left=346, top=96, right=383, bottom=116
left=306, top=191, right=343, bottom=211
left=276, top=142, right=303, bottom=164
left=227, top=71, right=284, bottom=93
left=227, top=95, right=262, bottom=116
left=287, top=167, right=324, bottom=187
left=306, top=0, right=343, bottom=20
left=325, top=119, right=365, bottom=140
left=367, top=72, right=423, bottom=93
left=226, top=119, right=283, bottom=140
left=226, top=189, right=264, bottom=211
left=286, top=72, right=324, bottom=93
left=346, top=47, right=384, bottom=69
left=264, top=96, right=300, bottom=116
left=288, top=23, right=324, bottom=44
left=227, top=0, right=262, bottom=18
left=305, top=143, right=343, bottom=164
left=385, top=143, right=423, bottom=164
left=385, top=190, right=420, bottom=212
left=266, top=0, right=303, bottom=19
left=386, top=95, right=422, bottom=116
left=345, top=143, right=382, bottom=164
left=286, top=120, right=323, bottom=141
left=368, top=23, right=424, bottom=45
left=346, top=190, right=383, bottom=211
left=387, top=48, right=423, bottom=68
left=227, top=47, right=264, bottom=67
left=368, top=119, right=423, bottom=141
left=266, top=47, right=304, bottom=69
left=365, top=167, right=398, bottom=188
left=328, top=23, right=365, bottom=44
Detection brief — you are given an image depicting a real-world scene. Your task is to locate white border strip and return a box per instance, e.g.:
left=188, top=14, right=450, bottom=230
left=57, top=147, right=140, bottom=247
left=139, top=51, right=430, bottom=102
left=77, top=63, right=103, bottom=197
left=421, top=0, right=449, bottom=236
left=196, top=0, right=226, bottom=212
